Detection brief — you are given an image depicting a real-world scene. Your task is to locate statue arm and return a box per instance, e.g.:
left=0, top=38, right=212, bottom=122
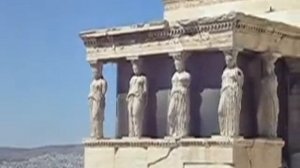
left=237, top=69, right=244, bottom=87
left=143, top=77, right=148, bottom=95
left=218, top=100, right=223, bottom=113
left=186, top=73, right=191, bottom=87
left=101, top=80, right=108, bottom=96
left=126, top=77, right=131, bottom=98
left=88, top=83, right=93, bottom=99
left=143, top=77, right=148, bottom=106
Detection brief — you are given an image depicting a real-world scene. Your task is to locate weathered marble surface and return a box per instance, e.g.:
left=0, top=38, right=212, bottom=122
left=167, top=53, right=191, bottom=137
left=84, top=138, right=284, bottom=168
left=218, top=51, right=244, bottom=137
left=257, top=54, right=279, bottom=138
left=88, top=61, right=107, bottom=139
left=127, top=59, right=148, bottom=137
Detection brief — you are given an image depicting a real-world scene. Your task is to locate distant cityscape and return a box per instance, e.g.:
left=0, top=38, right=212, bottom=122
left=0, top=145, right=83, bottom=168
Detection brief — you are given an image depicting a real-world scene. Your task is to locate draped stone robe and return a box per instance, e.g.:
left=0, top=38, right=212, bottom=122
left=88, top=78, right=107, bottom=139
left=257, top=70, right=279, bottom=137
left=218, top=67, right=244, bottom=137
left=168, top=71, right=191, bottom=137
left=127, top=75, right=147, bottom=137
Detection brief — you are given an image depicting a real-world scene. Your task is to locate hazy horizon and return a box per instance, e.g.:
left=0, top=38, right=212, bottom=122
left=0, top=143, right=82, bottom=149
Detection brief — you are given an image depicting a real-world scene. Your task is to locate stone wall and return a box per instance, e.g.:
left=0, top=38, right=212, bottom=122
left=84, top=138, right=284, bottom=168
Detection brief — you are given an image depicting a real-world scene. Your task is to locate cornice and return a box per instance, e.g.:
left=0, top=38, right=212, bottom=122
left=85, top=31, right=233, bottom=62
left=233, top=13, right=300, bottom=57
left=83, top=137, right=284, bottom=148
left=81, top=13, right=236, bottom=61
left=235, top=13, right=300, bottom=39
left=80, top=12, right=300, bottom=61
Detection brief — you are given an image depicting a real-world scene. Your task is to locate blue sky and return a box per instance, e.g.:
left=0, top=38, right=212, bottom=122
left=0, top=0, right=163, bottom=147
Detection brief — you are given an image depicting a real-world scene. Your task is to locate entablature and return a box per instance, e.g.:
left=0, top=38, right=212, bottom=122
left=80, top=12, right=300, bottom=63
left=234, top=13, right=300, bottom=57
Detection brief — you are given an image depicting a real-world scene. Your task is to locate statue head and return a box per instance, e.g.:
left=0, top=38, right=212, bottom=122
left=91, top=61, right=103, bottom=79
left=173, top=54, right=185, bottom=72
left=260, top=51, right=280, bottom=76
left=263, top=55, right=277, bottom=75
left=131, top=59, right=142, bottom=75
left=224, top=50, right=237, bottom=68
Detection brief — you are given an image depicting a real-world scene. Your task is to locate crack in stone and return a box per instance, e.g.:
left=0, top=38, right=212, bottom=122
left=147, top=139, right=180, bottom=167
left=245, top=141, right=255, bottom=168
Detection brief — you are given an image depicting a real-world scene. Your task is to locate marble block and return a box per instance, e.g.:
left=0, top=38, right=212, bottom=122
left=83, top=137, right=284, bottom=168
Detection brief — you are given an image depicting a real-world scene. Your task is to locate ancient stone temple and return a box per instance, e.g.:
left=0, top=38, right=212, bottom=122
left=80, top=0, right=300, bottom=167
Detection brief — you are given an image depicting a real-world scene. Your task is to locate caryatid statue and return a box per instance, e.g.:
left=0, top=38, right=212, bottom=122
left=88, top=61, right=107, bottom=139
left=257, top=53, right=279, bottom=138
left=167, top=52, right=191, bottom=138
left=218, top=50, right=244, bottom=137
left=127, top=59, right=148, bottom=137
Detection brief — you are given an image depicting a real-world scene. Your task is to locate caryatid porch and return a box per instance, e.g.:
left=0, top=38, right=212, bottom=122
left=80, top=12, right=300, bottom=168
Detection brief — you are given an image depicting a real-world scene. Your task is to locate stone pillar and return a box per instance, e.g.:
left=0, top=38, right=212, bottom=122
left=126, top=57, right=148, bottom=138
left=88, top=60, right=107, bottom=139
left=167, top=52, right=191, bottom=138
left=218, top=49, right=244, bottom=137
left=257, top=52, right=281, bottom=138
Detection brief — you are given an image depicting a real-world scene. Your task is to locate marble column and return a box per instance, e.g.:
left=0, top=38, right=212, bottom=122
left=88, top=61, right=107, bottom=139
left=127, top=58, right=148, bottom=138
left=257, top=52, right=280, bottom=138
left=218, top=50, right=244, bottom=137
left=167, top=52, right=191, bottom=138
